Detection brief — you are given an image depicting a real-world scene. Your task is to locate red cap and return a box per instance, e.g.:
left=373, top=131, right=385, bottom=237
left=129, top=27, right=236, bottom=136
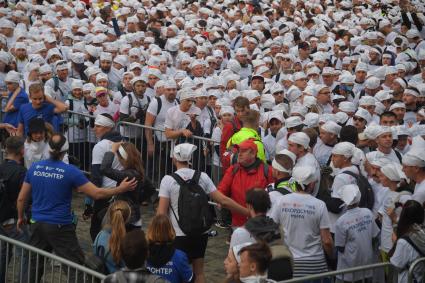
left=236, top=139, right=258, bottom=153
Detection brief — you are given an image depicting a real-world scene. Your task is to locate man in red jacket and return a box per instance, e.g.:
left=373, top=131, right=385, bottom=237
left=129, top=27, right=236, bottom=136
left=220, top=96, right=250, bottom=171
left=218, top=139, right=274, bottom=228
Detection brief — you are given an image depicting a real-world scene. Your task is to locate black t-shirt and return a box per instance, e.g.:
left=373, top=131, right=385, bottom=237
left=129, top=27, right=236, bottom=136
left=0, top=159, right=27, bottom=223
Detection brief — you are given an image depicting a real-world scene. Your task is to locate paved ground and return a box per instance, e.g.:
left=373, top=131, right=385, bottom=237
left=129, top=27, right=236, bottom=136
left=72, top=191, right=230, bottom=283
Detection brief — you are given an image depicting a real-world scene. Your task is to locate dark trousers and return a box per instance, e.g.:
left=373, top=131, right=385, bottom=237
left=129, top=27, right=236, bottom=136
left=26, top=222, right=84, bottom=283
left=0, top=225, right=29, bottom=283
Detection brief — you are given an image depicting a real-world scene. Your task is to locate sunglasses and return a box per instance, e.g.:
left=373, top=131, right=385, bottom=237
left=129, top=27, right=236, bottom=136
left=353, top=116, right=365, bottom=122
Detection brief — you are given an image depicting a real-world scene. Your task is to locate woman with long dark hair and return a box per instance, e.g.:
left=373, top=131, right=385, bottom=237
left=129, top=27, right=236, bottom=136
left=100, top=142, right=150, bottom=230
left=390, top=200, right=425, bottom=282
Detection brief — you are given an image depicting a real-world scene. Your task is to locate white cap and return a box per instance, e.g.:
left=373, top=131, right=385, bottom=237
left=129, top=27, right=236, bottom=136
left=402, top=147, right=425, bottom=167
left=339, top=184, right=361, bottom=206
left=285, top=116, right=303, bottom=128
left=71, top=80, right=83, bottom=90
left=173, top=143, right=197, bottom=162
left=178, top=88, right=195, bottom=101
left=354, top=108, right=372, bottom=123
left=96, top=73, right=108, bottom=82
left=365, top=77, right=380, bottom=89
left=100, top=52, right=113, bottom=61
left=359, top=96, right=376, bottom=107
left=332, top=142, right=355, bottom=158
left=321, top=121, right=341, bottom=135
left=304, top=112, right=319, bottom=128
left=291, top=166, right=318, bottom=189
left=381, top=162, right=407, bottom=182
left=339, top=101, right=356, bottom=113
left=389, top=102, right=406, bottom=111
left=288, top=132, right=310, bottom=149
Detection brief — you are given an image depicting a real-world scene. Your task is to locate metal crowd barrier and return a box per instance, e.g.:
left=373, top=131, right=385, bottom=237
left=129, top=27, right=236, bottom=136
left=61, top=112, right=223, bottom=186
left=408, top=257, right=425, bottom=283
left=117, top=120, right=222, bottom=187
left=280, top=262, right=397, bottom=283
left=62, top=111, right=97, bottom=174
left=0, top=234, right=105, bottom=283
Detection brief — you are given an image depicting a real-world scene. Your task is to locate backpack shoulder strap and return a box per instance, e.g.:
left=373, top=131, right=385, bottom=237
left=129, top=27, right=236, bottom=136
left=53, top=76, right=59, bottom=92
left=394, top=150, right=402, bottom=163
left=401, top=236, right=425, bottom=257
left=171, top=172, right=186, bottom=187
left=192, top=170, right=201, bottom=184
left=342, top=170, right=358, bottom=179
left=263, top=162, right=269, bottom=180
left=127, top=93, right=133, bottom=115
left=155, top=96, right=162, bottom=115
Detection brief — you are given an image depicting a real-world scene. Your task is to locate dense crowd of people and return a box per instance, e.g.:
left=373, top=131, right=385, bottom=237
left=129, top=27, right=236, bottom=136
left=1, top=0, right=425, bottom=282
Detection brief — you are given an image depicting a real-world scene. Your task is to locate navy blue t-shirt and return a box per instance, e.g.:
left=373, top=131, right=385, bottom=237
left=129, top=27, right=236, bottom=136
left=147, top=249, right=193, bottom=283
left=24, top=159, right=89, bottom=224
left=18, top=102, right=55, bottom=135
left=2, top=89, right=29, bottom=127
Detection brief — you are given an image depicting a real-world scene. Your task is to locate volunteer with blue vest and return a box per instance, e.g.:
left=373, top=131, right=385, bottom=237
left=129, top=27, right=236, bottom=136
left=17, top=133, right=137, bottom=283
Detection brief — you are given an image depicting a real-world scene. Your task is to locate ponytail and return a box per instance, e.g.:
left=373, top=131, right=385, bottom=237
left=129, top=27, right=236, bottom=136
left=108, top=201, right=131, bottom=264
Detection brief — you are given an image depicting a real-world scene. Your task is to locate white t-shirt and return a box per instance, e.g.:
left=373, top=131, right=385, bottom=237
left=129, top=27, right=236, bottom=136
left=147, top=96, right=178, bottom=142
left=158, top=168, right=216, bottom=236
left=270, top=193, right=330, bottom=259
left=164, top=105, right=193, bottom=155
left=91, top=139, right=122, bottom=188
left=391, top=238, right=425, bottom=283
left=65, top=98, right=86, bottom=143
left=328, top=166, right=359, bottom=232
left=313, top=138, right=333, bottom=167
left=94, top=102, right=119, bottom=118
left=211, top=126, right=222, bottom=166
left=335, top=207, right=380, bottom=281
left=263, top=134, right=276, bottom=161
left=413, top=180, right=425, bottom=206
left=378, top=191, right=412, bottom=253
left=119, top=93, right=149, bottom=138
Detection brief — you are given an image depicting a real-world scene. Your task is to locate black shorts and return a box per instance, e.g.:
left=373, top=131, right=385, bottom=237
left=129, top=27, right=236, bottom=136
left=174, top=234, right=208, bottom=260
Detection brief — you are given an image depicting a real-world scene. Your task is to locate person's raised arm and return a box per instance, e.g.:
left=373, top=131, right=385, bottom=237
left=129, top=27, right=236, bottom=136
left=17, top=123, right=24, bottom=137
left=45, top=94, right=68, bottom=114
left=77, top=177, right=137, bottom=200
left=5, top=87, right=21, bottom=112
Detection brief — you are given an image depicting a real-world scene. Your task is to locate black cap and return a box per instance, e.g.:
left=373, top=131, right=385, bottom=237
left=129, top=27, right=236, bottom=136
left=28, top=118, right=46, bottom=134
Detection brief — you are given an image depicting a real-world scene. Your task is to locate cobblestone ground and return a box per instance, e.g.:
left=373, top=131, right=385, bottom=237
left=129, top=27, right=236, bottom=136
left=73, top=192, right=229, bottom=283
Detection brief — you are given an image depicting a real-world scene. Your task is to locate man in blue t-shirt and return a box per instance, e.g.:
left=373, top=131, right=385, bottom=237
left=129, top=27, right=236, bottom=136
left=16, top=83, right=68, bottom=136
left=16, top=133, right=137, bottom=283
left=2, top=71, right=29, bottom=127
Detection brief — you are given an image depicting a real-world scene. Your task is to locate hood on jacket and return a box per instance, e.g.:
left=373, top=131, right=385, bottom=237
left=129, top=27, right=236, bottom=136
left=245, top=215, right=281, bottom=243
left=147, top=242, right=175, bottom=268
left=101, top=130, right=122, bottom=142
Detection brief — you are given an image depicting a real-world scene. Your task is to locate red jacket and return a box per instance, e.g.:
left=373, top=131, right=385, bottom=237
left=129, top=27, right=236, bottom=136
left=219, top=117, right=242, bottom=171
left=218, top=160, right=274, bottom=227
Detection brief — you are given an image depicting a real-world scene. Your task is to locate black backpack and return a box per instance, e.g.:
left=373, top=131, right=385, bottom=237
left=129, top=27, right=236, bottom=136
left=342, top=171, right=375, bottom=210
left=170, top=171, right=214, bottom=236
